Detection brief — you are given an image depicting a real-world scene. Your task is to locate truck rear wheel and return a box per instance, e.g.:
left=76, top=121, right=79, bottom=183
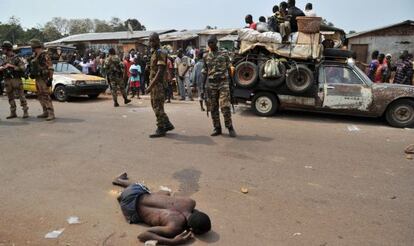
left=252, top=92, right=278, bottom=117
left=234, top=61, right=259, bottom=88
left=286, top=65, right=314, bottom=94
left=385, top=99, right=414, bottom=128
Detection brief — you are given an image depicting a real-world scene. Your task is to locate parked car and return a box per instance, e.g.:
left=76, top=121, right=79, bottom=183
left=23, top=62, right=108, bottom=102
left=233, top=57, right=414, bottom=128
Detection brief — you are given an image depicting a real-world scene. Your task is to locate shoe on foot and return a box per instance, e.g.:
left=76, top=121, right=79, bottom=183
left=124, top=99, right=132, bottom=104
left=228, top=126, right=237, bottom=138
left=211, top=127, right=222, bottom=137
left=37, top=112, right=48, bottom=118
left=149, top=128, right=167, bottom=138
left=23, top=111, right=29, bottom=119
left=46, top=114, right=55, bottom=121
left=114, top=102, right=120, bottom=107
left=6, top=113, right=17, bottom=119
left=164, top=122, right=175, bottom=132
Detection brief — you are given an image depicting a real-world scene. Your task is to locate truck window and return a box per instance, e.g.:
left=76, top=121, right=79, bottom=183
left=324, top=66, right=363, bottom=85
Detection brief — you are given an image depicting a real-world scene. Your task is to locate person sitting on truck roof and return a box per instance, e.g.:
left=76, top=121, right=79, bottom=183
left=304, top=3, right=317, bottom=17
left=256, top=16, right=270, bottom=33
left=278, top=1, right=292, bottom=41
left=287, top=0, right=305, bottom=33
left=245, top=15, right=257, bottom=30
left=267, top=5, right=283, bottom=33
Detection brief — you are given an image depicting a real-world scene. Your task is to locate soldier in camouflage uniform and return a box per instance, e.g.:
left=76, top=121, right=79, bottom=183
left=28, top=39, right=55, bottom=121
left=145, top=32, right=174, bottom=138
left=104, top=48, right=131, bottom=107
left=0, top=41, right=29, bottom=119
left=202, top=35, right=236, bottom=137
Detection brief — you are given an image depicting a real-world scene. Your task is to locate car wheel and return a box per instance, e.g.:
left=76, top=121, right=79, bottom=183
left=252, top=92, right=278, bottom=117
left=88, top=93, right=100, bottom=99
left=234, top=61, right=259, bottom=88
left=54, top=85, right=68, bottom=102
left=385, top=99, right=414, bottom=128
left=286, top=64, right=314, bottom=94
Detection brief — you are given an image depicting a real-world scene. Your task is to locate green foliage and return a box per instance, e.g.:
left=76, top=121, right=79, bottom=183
left=0, top=16, right=147, bottom=45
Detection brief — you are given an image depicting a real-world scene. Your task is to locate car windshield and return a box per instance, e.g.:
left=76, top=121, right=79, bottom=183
left=351, top=64, right=373, bottom=86
left=53, top=63, right=81, bottom=74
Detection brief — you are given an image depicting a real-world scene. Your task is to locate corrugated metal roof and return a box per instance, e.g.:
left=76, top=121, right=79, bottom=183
left=45, top=29, right=176, bottom=45
left=347, top=20, right=413, bottom=39
left=218, top=35, right=239, bottom=42
left=158, top=30, right=204, bottom=42
left=198, top=28, right=239, bottom=35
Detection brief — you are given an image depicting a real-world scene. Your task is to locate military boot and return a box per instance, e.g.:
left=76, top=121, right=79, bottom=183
left=200, top=101, right=205, bottom=112
left=211, top=127, right=222, bottom=137
left=6, top=111, right=17, bottom=119
left=124, top=96, right=131, bottom=105
left=228, top=126, right=237, bottom=138
left=46, top=111, right=55, bottom=121
left=149, top=128, right=167, bottom=138
left=22, top=109, right=29, bottom=119
left=37, top=112, right=48, bottom=118
left=114, top=101, right=120, bottom=107
left=164, top=122, right=175, bottom=132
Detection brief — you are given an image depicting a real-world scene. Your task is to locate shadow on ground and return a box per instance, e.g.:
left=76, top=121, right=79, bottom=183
left=238, top=107, right=389, bottom=127
left=166, top=133, right=217, bottom=146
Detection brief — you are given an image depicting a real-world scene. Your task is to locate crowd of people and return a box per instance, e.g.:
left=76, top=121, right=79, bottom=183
left=367, top=50, right=414, bottom=84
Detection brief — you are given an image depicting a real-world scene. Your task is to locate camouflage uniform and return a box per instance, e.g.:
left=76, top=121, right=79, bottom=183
left=203, top=50, right=233, bottom=129
left=2, top=54, right=28, bottom=117
left=29, top=51, right=55, bottom=119
left=149, top=48, right=171, bottom=129
left=104, top=55, right=128, bottom=103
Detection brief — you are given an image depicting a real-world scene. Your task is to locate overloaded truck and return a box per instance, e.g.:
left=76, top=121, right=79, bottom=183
left=232, top=17, right=414, bottom=128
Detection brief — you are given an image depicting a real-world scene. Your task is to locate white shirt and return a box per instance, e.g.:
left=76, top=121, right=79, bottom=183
left=305, top=9, right=317, bottom=17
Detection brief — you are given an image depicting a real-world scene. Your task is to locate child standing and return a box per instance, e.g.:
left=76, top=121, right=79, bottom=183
left=129, top=58, right=142, bottom=99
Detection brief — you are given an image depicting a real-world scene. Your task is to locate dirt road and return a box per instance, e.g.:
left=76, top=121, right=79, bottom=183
left=0, top=95, right=413, bottom=246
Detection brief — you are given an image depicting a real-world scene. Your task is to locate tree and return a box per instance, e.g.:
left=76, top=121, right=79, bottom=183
left=0, top=16, right=25, bottom=44
left=24, top=27, right=45, bottom=42
left=348, top=30, right=356, bottom=34
left=322, top=19, right=334, bottom=27
left=47, top=17, right=69, bottom=35
left=124, top=18, right=146, bottom=31
left=94, top=19, right=113, bottom=33
left=109, top=17, right=126, bottom=32
left=43, top=23, right=63, bottom=41
left=68, top=19, right=94, bottom=35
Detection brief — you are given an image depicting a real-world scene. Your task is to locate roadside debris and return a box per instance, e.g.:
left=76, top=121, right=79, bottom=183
left=304, top=166, right=313, bottom=169
left=67, top=216, right=81, bottom=225
left=406, top=155, right=413, bottom=160
left=122, top=115, right=127, bottom=118
left=241, top=187, right=249, bottom=194
left=405, top=144, right=414, bottom=154
left=145, top=240, right=158, bottom=246
left=160, top=186, right=172, bottom=193
left=347, top=125, right=360, bottom=132
left=292, top=232, right=302, bottom=237
left=391, top=196, right=397, bottom=200
left=45, top=228, right=65, bottom=239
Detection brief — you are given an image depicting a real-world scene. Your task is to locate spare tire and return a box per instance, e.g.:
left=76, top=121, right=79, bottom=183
left=234, top=61, right=259, bottom=88
left=286, top=65, right=314, bottom=94
left=259, top=61, right=286, bottom=88
left=324, top=48, right=356, bottom=59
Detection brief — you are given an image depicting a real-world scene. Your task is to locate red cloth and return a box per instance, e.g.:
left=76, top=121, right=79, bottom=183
left=130, top=81, right=140, bottom=88
left=249, top=22, right=257, bottom=30
left=123, top=60, right=133, bottom=77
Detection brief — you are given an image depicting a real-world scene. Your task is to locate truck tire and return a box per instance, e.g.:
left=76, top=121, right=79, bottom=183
left=385, top=99, right=414, bottom=128
left=324, top=48, right=356, bottom=59
left=252, top=92, right=278, bottom=117
left=234, top=61, right=259, bottom=88
left=286, top=65, right=314, bottom=94
left=259, top=62, right=286, bottom=88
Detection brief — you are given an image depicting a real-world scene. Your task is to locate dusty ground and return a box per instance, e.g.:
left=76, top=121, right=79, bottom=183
left=0, top=94, right=413, bottom=246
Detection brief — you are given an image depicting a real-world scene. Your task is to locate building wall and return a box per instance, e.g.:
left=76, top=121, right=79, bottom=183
left=199, top=34, right=229, bottom=49
left=349, top=35, right=414, bottom=63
